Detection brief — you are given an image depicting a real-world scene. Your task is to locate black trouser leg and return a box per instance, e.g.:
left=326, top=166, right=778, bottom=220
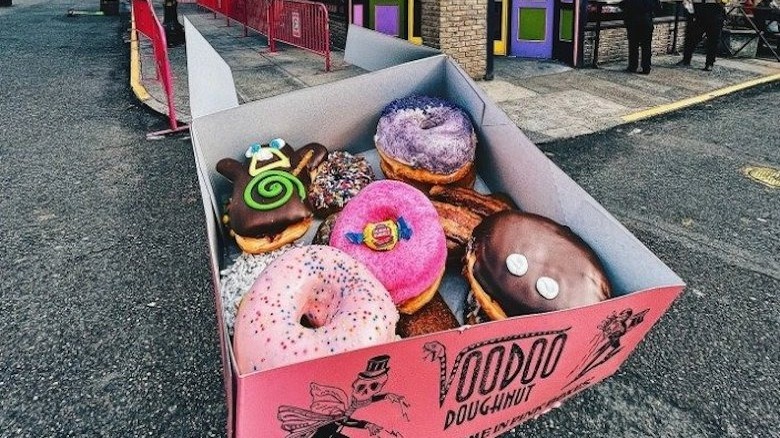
left=704, top=6, right=724, bottom=65
left=683, top=16, right=705, bottom=63
left=640, top=15, right=654, bottom=71
left=626, top=22, right=640, bottom=70
left=163, top=0, right=185, bottom=47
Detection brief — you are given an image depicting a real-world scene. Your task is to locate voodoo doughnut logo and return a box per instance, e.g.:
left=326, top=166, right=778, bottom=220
left=278, top=355, right=410, bottom=438
left=566, top=307, right=649, bottom=387
left=423, top=330, right=568, bottom=430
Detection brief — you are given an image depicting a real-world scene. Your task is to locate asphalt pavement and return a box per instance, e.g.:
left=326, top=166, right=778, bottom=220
left=1, top=1, right=225, bottom=436
left=1, top=1, right=779, bottom=437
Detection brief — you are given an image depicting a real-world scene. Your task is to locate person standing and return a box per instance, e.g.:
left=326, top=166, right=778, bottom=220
left=163, top=0, right=185, bottom=47
left=677, top=0, right=726, bottom=71
left=622, top=0, right=660, bottom=74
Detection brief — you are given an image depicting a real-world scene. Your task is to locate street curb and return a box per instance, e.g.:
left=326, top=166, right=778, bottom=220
left=129, top=7, right=151, bottom=103
left=621, top=72, right=780, bottom=123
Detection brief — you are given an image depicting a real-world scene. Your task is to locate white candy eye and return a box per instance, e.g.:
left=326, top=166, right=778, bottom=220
left=506, top=253, right=529, bottom=276
left=269, top=138, right=286, bottom=149
left=256, top=148, right=274, bottom=160
left=536, top=277, right=559, bottom=300
left=245, top=143, right=261, bottom=158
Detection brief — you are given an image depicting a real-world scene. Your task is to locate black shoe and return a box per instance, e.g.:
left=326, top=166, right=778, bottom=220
left=675, top=60, right=691, bottom=67
left=703, top=64, right=713, bottom=71
left=624, top=67, right=637, bottom=73
left=639, top=69, right=651, bottom=75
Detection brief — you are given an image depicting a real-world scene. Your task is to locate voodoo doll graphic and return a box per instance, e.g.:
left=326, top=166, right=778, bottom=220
left=278, top=356, right=410, bottom=438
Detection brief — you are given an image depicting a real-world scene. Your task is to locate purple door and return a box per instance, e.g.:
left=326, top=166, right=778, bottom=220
left=510, top=0, right=554, bottom=58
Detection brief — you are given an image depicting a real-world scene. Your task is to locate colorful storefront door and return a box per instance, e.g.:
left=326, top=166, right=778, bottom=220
left=552, top=0, right=575, bottom=64
left=368, top=0, right=406, bottom=37
left=510, top=0, right=554, bottom=58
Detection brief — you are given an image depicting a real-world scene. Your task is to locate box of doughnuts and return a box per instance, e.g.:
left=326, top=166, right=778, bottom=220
left=188, top=24, right=685, bottom=438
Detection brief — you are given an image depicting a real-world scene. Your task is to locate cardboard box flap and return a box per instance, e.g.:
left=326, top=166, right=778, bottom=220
left=184, top=17, right=240, bottom=120
left=344, top=24, right=439, bottom=72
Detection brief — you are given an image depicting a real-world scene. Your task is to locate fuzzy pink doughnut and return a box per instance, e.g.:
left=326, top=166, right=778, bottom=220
left=233, top=245, right=399, bottom=375
left=330, top=180, right=447, bottom=306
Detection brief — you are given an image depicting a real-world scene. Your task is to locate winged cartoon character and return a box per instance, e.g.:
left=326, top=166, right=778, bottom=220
left=278, top=355, right=409, bottom=438
left=567, top=308, right=649, bottom=386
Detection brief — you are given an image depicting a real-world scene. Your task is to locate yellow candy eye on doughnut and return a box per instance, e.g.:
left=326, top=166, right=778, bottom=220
left=345, top=217, right=413, bottom=252
left=363, top=220, right=399, bottom=251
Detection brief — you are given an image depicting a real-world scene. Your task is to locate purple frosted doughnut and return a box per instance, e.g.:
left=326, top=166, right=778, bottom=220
left=374, top=95, right=477, bottom=175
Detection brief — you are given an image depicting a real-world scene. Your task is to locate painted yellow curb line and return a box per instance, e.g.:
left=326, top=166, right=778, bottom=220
left=622, top=72, right=780, bottom=123
left=130, top=7, right=151, bottom=102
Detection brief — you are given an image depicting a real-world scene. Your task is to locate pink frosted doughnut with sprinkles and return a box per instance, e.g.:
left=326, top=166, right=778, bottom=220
left=233, top=245, right=399, bottom=374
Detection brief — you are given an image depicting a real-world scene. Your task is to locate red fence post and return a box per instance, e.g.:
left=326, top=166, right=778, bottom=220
left=269, top=0, right=277, bottom=51
left=133, top=0, right=189, bottom=136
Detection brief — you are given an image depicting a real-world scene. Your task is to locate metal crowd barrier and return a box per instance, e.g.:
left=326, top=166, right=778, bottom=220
left=196, top=0, right=223, bottom=13
left=196, top=0, right=227, bottom=23
left=132, top=0, right=188, bottom=136
left=271, top=0, right=331, bottom=70
left=226, top=0, right=273, bottom=38
left=197, top=0, right=331, bottom=70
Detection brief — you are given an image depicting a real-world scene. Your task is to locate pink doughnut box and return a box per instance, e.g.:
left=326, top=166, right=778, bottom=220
left=187, top=22, right=684, bottom=438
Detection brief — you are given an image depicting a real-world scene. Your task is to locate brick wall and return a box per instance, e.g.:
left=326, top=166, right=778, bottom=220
left=583, top=19, right=688, bottom=65
left=420, top=0, right=487, bottom=79
left=330, top=17, right=348, bottom=49
left=420, top=0, right=442, bottom=51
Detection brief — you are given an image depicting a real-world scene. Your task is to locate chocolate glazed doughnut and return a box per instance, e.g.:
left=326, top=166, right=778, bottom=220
left=464, top=210, right=611, bottom=321
left=217, top=140, right=328, bottom=253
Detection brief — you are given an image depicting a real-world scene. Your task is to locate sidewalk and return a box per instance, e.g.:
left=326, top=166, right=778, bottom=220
left=134, top=3, right=780, bottom=144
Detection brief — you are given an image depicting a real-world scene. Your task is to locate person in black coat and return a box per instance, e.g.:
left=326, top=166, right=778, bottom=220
left=677, top=0, right=726, bottom=71
left=622, top=0, right=661, bottom=74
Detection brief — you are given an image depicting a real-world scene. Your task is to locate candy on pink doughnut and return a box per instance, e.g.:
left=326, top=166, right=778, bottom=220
left=233, top=245, right=398, bottom=375
left=330, top=180, right=447, bottom=306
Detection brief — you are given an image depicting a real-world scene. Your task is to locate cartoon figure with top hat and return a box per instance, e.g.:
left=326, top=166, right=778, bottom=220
left=278, top=355, right=409, bottom=438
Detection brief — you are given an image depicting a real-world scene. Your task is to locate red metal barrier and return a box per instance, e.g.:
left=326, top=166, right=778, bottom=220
left=200, top=0, right=331, bottom=70
left=196, top=0, right=223, bottom=14
left=132, top=0, right=187, bottom=135
left=245, top=0, right=273, bottom=36
left=197, top=0, right=230, bottom=25
left=270, top=0, right=330, bottom=70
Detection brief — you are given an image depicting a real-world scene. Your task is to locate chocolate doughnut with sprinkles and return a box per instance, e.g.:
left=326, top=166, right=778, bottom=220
left=308, top=151, right=375, bottom=218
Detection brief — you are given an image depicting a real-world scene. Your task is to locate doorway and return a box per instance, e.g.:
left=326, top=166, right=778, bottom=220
left=368, top=0, right=406, bottom=37
left=510, top=0, right=554, bottom=58
left=408, top=0, right=422, bottom=44
left=552, top=0, right=575, bottom=63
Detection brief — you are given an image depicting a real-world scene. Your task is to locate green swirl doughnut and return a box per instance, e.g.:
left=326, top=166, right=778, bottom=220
left=243, top=170, right=306, bottom=211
